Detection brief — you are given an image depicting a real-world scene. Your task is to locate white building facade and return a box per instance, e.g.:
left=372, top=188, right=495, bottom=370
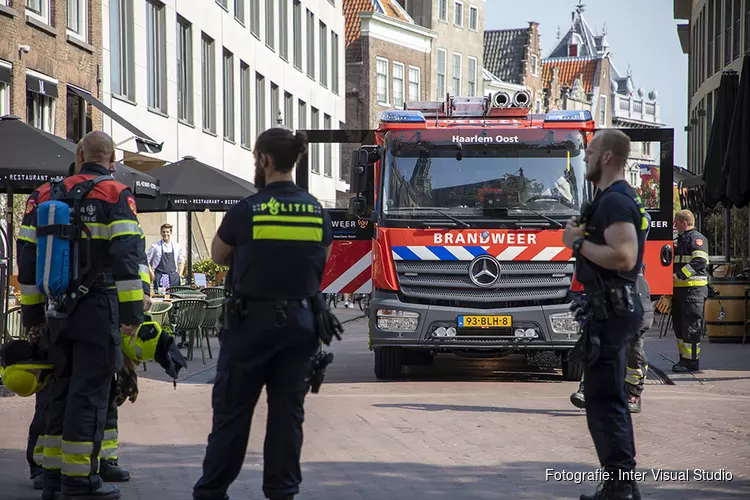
left=101, top=0, right=347, bottom=255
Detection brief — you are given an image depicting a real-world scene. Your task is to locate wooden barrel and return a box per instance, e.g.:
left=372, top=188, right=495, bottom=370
left=705, top=278, right=750, bottom=343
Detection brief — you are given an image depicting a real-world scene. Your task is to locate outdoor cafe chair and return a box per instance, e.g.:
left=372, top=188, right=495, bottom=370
left=198, top=298, right=224, bottom=361
left=171, top=299, right=209, bottom=363
left=200, top=286, right=225, bottom=301
left=167, top=285, right=195, bottom=294
left=3, top=306, right=22, bottom=343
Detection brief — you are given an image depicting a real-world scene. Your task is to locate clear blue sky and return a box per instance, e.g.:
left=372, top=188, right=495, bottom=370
left=485, top=0, right=688, bottom=167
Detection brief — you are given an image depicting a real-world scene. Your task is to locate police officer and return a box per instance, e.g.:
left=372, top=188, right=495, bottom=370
left=563, top=129, right=647, bottom=500
left=193, top=128, right=332, bottom=500
left=570, top=212, right=653, bottom=414
left=17, top=131, right=149, bottom=499
left=23, top=141, right=138, bottom=493
left=672, top=209, right=708, bottom=372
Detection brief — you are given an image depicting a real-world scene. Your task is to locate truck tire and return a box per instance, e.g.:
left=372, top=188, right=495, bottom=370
left=374, top=347, right=403, bottom=379
left=562, top=356, right=584, bottom=381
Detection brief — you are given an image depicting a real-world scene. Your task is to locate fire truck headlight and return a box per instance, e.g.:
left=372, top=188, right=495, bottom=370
left=550, top=312, right=580, bottom=334
left=377, top=309, right=419, bottom=332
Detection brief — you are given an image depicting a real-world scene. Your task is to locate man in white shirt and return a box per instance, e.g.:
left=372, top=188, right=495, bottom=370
left=147, top=223, right=185, bottom=290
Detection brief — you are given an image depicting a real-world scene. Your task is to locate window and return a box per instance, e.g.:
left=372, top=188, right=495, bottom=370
left=734, top=0, right=741, bottom=59
left=708, top=0, right=714, bottom=78
left=110, top=0, right=135, bottom=100
left=201, top=34, right=216, bottom=133
left=535, top=98, right=542, bottom=114
left=307, top=9, right=315, bottom=79
left=270, top=82, right=279, bottom=127
left=0, top=78, right=9, bottom=116
left=725, top=0, right=732, bottom=66
left=27, top=88, right=55, bottom=133
left=339, top=120, right=346, bottom=180
left=27, top=0, right=50, bottom=24
left=531, top=54, right=538, bottom=76
left=393, top=62, right=404, bottom=108
left=298, top=99, right=307, bottom=130
left=469, top=5, right=478, bottom=31
left=454, top=1, right=463, bottom=27
left=331, top=32, right=339, bottom=94
left=216, top=0, right=227, bottom=9
left=599, top=95, right=607, bottom=126
left=223, top=49, right=234, bottom=141
left=376, top=57, right=388, bottom=104
left=284, top=92, right=293, bottom=128
left=255, top=72, right=266, bottom=135
left=250, top=0, right=260, bottom=37
left=715, top=0, right=722, bottom=72
left=438, top=0, right=447, bottom=21
left=319, top=22, right=328, bottom=87
left=293, top=1, right=302, bottom=69
left=266, top=0, right=275, bottom=50
left=452, top=53, right=462, bottom=95
left=324, top=114, right=332, bottom=176
left=279, top=0, right=288, bottom=60
left=408, top=66, right=420, bottom=101
left=146, top=0, right=167, bottom=113
left=177, top=17, right=193, bottom=124
left=66, top=90, right=91, bottom=143
left=67, top=0, right=87, bottom=40
left=746, top=0, right=750, bottom=53
left=235, top=0, right=244, bottom=23
left=240, top=63, right=252, bottom=147
left=467, top=56, right=476, bottom=96
left=310, top=107, right=319, bottom=173
left=436, top=49, right=446, bottom=98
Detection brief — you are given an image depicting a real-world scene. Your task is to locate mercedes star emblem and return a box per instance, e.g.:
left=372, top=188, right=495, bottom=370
left=469, top=255, right=501, bottom=288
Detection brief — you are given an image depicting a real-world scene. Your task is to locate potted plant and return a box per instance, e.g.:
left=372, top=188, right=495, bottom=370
left=191, top=258, right=229, bottom=285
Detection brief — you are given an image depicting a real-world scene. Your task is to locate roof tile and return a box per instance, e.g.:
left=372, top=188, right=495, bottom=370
left=541, top=57, right=600, bottom=94
left=483, top=29, right=531, bottom=85
left=344, top=0, right=412, bottom=48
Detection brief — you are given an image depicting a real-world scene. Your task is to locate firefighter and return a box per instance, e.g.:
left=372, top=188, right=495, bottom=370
left=23, top=142, right=141, bottom=493
left=17, top=131, right=149, bottom=500
left=672, top=209, right=708, bottom=372
left=563, top=129, right=647, bottom=500
left=570, top=213, right=653, bottom=413
left=192, top=128, right=333, bottom=500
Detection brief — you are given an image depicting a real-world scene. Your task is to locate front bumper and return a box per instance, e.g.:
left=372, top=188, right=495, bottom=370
left=369, top=290, right=580, bottom=350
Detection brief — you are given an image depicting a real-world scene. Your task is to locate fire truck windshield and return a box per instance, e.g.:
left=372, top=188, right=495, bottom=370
left=382, top=136, right=588, bottom=222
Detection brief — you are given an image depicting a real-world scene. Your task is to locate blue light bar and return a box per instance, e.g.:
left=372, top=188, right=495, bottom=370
left=544, top=110, right=593, bottom=122
left=378, top=110, right=426, bottom=123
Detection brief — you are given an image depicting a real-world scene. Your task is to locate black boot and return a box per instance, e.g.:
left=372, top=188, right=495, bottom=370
left=100, top=460, right=130, bottom=482
left=268, top=496, right=294, bottom=500
left=672, top=359, right=699, bottom=372
left=570, top=382, right=585, bottom=409
left=31, top=465, right=45, bottom=490
left=580, top=475, right=636, bottom=500
left=42, top=470, right=61, bottom=500
left=61, top=483, right=120, bottom=500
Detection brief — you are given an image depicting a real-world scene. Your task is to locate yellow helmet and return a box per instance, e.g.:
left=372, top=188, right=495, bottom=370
left=121, top=322, right=162, bottom=363
left=1, top=363, right=55, bottom=397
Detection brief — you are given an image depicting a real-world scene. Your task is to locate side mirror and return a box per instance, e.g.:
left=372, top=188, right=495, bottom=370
left=350, top=150, right=369, bottom=194
left=348, top=195, right=367, bottom=217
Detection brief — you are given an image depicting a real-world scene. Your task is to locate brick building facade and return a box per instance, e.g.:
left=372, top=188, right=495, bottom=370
left=0, top=0, right=101, bottom=142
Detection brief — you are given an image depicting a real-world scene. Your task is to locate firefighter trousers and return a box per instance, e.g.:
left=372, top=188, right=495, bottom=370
left=193, top=300, right=319, bottom=500
left=42, top=291, right=122, bottom=495
left=625, top=330, right=648, bottom=397
left=583, top=300, right=642, bottom=472
left=28, top=376, right=121, bottom=479
left=672, top=286, right=706, bottom=362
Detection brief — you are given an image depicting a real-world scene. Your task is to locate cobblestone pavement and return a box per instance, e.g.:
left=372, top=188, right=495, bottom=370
left=1, top=317, right=748, bottom=500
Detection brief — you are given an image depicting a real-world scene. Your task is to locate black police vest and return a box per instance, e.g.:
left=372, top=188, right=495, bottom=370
left=575, top=180, right=648, bottom=288
left=231, top=183, right=330, bottom=300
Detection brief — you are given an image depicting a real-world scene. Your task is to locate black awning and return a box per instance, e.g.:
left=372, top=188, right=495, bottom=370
left=26, top=74, right=58, bottom=98
left=0, top=65, right=10, bottom=84
left=67, top=86, right=163, bottom=152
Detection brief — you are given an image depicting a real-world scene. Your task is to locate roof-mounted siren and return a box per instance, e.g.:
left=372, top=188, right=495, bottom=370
left=512, top=89, right=532, bottom=108
left=491, top=91, right=512, bottom=109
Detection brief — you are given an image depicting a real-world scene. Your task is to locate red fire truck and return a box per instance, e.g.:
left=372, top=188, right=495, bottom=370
left=301, top=94, right=674, bottom=380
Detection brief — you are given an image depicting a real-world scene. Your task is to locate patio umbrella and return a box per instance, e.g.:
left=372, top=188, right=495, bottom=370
left=702, top=70, right=739, bottom=210
left=138, top=156, right=257, bottom=285
left=724, top=53, right=750, bottom=208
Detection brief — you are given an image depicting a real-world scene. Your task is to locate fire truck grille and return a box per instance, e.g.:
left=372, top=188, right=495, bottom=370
left=395, top=261, right=574, bottom=307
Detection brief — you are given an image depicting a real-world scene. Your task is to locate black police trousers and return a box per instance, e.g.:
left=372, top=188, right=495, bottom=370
left=672, top=286, right=707, bottom=362
left=583, top=300, right=643, bottom=472
left=43, top=291, right=122, bottom=494
left=28, top=375, right=121, bottom=478
left=193, top=300, right=319, bottom=500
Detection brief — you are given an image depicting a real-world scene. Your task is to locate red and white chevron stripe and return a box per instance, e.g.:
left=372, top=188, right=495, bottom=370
left=321, top=240, right=372, bottom=294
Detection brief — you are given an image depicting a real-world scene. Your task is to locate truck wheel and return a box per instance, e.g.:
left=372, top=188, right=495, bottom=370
left=374, top=347, right=403, bottom=379
left=562, top=356, right=584, bottom=381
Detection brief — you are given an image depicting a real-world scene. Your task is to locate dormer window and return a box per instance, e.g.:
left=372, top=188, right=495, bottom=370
left=569, top=45, right=578, bottom=57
